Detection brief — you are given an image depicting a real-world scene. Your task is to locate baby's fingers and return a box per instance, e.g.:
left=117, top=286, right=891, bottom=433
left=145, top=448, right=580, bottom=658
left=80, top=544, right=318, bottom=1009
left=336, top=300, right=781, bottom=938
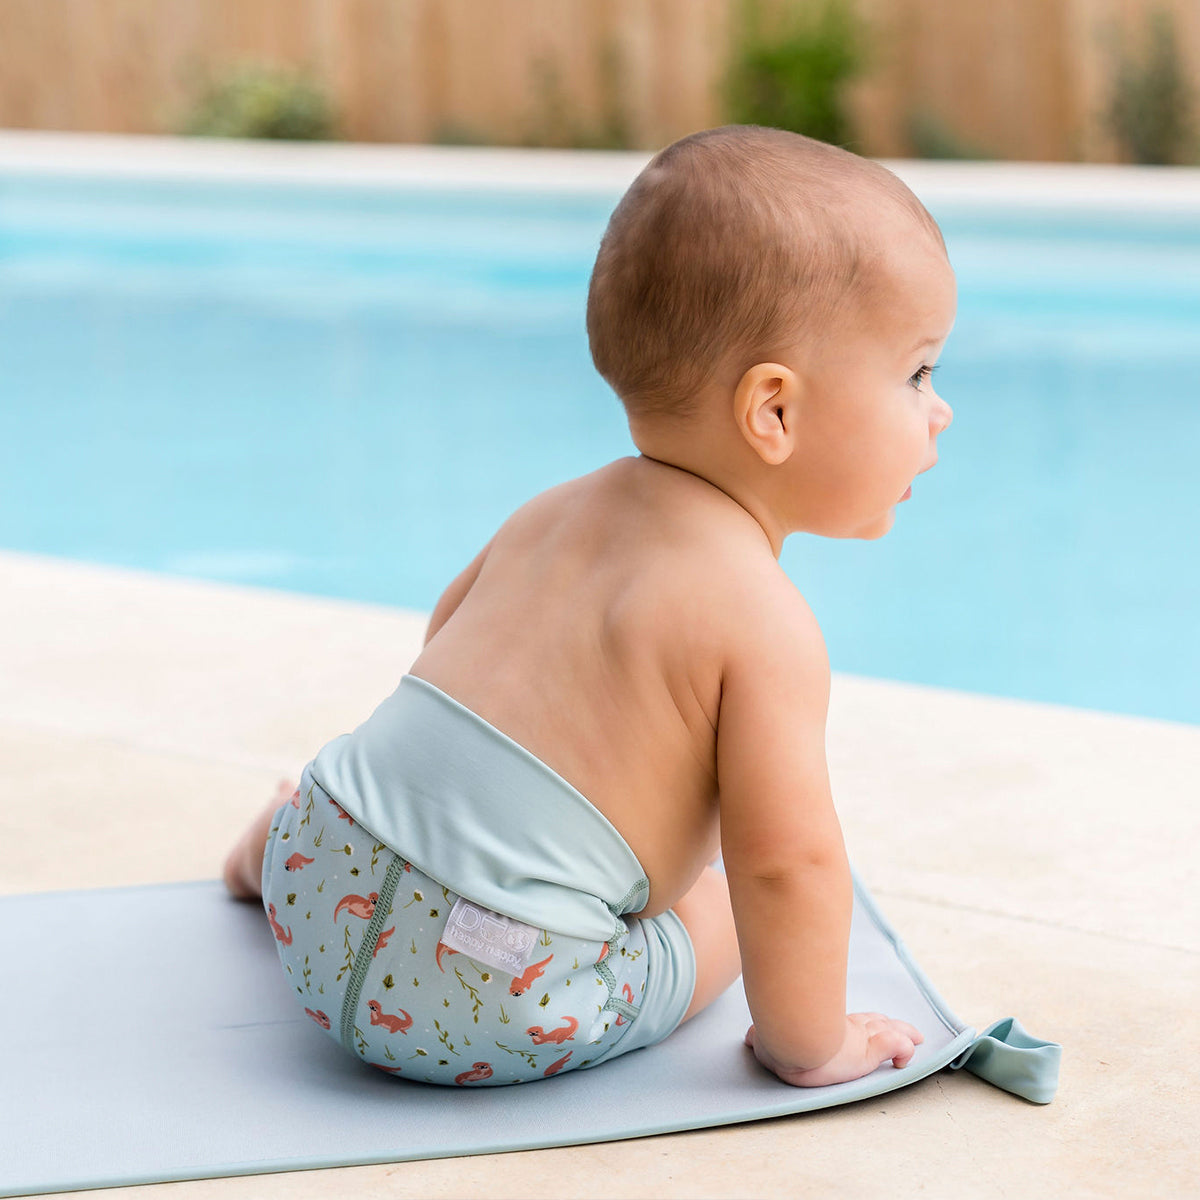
left=868, top=1022, right=919, bottom=1070
left=853, top=1013, right=924, bottom=1050
left=856, top=1012, right=922, bottom=1039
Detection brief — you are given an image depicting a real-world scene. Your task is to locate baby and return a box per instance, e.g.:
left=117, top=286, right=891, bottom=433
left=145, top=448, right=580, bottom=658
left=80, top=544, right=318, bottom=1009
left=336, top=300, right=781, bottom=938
left=225, top=125, right=954, bottom=1088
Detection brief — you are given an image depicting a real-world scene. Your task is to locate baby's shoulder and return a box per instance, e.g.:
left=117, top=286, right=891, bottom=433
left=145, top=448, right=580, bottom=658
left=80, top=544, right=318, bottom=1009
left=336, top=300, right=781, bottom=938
left=637, top=506, right=825, bottom=677
left=488, top=458, right=824, bottom=651
left=706, top=545, right=824, bottom=653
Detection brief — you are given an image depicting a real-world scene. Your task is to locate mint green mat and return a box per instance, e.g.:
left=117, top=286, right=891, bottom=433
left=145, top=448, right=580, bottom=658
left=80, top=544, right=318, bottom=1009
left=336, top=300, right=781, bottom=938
left=0, top=878, right=1059, bottom=1197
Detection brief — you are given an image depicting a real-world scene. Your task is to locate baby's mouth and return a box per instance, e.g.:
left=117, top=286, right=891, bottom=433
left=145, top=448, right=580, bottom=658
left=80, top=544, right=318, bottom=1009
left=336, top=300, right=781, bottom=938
left=903, top=457, right=937, bottom=502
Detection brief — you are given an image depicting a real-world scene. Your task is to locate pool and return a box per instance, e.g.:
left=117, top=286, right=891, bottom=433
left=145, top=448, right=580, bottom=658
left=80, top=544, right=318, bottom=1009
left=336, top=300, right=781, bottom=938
left=2, top=144, right=1197, bottom=725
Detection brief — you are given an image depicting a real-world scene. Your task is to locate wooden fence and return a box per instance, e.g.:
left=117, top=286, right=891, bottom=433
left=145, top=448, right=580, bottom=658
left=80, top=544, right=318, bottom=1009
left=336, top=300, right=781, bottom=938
left=0, top=0, right=1196, bottom=161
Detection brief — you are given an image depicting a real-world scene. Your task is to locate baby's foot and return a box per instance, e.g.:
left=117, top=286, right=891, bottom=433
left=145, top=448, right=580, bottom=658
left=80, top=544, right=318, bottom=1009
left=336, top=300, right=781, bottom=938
left=273, top=778, right=299, bottom=806
left=222, top=781, right=296, bottom=900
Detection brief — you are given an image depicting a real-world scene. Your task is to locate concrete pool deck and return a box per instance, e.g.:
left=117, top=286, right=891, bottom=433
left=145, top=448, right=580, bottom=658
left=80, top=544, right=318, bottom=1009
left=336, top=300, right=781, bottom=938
left=5, top=129, right=1200, bottom=212
left=2, top=548, right=1197, bottom=1199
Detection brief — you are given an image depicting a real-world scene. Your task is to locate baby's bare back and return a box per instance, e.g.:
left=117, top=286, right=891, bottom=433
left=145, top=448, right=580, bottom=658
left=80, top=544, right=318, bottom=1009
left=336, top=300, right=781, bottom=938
left=411, top=456, right=772, bottom=914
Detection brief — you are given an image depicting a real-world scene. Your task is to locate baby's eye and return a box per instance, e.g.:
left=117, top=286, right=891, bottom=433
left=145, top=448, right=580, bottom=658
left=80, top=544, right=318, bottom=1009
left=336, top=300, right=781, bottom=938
left=907, top=364, right=938, bottom=390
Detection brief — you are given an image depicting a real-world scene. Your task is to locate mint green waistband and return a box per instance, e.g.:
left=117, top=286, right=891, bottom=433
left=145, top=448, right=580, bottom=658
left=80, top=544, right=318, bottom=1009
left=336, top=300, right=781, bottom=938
left=309, top=675, right=651, bottom=942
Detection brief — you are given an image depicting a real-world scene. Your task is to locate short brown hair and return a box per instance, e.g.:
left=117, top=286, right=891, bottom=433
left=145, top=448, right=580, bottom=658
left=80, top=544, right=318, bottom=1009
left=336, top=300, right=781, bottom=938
left=586, top=125, right=942, bottom=418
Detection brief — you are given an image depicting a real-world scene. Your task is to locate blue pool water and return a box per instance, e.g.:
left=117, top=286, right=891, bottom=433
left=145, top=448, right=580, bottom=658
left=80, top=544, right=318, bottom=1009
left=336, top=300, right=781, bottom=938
left=1, top=172, right=1197, bottom=724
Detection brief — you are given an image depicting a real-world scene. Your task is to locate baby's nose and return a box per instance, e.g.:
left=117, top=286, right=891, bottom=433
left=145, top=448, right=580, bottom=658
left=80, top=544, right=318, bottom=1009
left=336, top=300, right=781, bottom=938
left=932, top=393, right=953, bottom=434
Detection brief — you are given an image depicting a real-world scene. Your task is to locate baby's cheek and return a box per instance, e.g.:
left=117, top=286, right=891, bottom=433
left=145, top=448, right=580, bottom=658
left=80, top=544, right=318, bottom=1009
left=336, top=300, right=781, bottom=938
left=894, top=422, right=929, bottom=474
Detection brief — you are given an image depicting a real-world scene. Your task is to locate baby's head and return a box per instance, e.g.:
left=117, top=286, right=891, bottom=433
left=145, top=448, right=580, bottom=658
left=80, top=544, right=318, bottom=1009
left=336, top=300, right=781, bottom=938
left=587, top=125, right=955, bottom=542
left=589, top=125, right=943, bottom=419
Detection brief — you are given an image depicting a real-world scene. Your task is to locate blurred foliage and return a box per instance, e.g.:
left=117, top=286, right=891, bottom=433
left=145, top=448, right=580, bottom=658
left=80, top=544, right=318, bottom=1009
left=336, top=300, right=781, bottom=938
left=726, top=0, right=865, bottom=145
left=433, top=121, right=491, bottom=146
left=179, top=61, right=337, bottom=140
left=519, top=45, right=633, bottom=150
left=907, top=111, right=991, bottom=160
left=1106, top=9, right=1196, bottom=164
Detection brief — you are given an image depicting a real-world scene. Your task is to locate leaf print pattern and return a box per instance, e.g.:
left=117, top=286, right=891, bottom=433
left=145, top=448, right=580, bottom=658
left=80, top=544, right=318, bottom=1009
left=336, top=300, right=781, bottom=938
left=261, top=767, right=652, bottom=1086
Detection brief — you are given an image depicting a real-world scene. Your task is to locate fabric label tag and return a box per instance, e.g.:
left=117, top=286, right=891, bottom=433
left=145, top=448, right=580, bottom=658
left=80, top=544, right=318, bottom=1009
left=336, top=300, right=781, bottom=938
left=441, top=897, right=540, bottom=975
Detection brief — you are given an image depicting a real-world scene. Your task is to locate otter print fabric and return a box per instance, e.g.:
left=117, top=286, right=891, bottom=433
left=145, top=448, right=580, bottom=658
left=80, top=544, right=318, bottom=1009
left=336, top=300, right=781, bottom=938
left=260, top=783, right=649, bottom=1085
left=0, top=875, right=1059, bottom=1198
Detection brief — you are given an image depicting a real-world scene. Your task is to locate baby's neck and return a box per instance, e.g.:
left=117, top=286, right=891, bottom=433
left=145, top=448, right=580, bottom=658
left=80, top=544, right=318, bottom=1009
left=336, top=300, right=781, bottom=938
left=630, top=410, right=789, bottom=558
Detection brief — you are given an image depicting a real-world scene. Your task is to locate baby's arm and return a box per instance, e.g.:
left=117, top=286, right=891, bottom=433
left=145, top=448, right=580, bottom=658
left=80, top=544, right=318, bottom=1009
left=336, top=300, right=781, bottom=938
left=718, top=576, right=921, bottom=1086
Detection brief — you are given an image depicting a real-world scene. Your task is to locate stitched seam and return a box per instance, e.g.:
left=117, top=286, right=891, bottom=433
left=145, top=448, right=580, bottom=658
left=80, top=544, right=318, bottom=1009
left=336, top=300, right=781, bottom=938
left=612, top=877, right=649, bottom=915
left=339, top=855, right=405, bottom=1054
left=594, top=957, right=640, bottom=1022
left=603, top=995, right=640, bottom=1020
left=595, top=958, right=616, bottom=993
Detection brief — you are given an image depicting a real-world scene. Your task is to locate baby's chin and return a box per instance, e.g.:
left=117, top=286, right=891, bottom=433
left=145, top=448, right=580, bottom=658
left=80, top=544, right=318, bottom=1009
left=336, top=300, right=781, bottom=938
left=850, top=509, right=898, bottom=541
left=794, top=505, right=899, bottom=541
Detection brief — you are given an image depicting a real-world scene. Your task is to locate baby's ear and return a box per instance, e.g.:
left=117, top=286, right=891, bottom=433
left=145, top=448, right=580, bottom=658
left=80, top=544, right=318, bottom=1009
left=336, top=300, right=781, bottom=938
left=733, top=362, right=799, bottom=466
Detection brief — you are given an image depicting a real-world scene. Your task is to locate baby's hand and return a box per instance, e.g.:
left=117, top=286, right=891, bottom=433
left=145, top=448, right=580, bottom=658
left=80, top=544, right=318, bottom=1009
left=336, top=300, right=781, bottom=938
left=745, top=1012, right=924, bottom=1088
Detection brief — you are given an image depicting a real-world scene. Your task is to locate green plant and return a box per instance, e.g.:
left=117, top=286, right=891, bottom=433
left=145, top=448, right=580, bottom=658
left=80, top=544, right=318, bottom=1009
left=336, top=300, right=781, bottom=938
left=907, top=111, right=991, bottom=161
left=179, top=61, right=337, bottom=141
left=1106, top=9, right=1196, bottom=165
left=520, top=43, right=633, bottom=150
left=726, top=0, right=865, bottom=145
left=433, top=121, right=492, bottom=147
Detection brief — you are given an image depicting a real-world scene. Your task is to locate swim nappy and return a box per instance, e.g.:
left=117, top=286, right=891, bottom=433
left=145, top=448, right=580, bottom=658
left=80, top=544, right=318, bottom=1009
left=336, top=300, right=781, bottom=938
left=260, top=676, right=696, bottom=1085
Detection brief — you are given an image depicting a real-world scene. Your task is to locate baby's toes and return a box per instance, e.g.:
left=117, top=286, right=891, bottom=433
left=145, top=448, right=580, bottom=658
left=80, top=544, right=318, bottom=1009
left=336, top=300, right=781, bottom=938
left=274, top=778, right=299, bottom=804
